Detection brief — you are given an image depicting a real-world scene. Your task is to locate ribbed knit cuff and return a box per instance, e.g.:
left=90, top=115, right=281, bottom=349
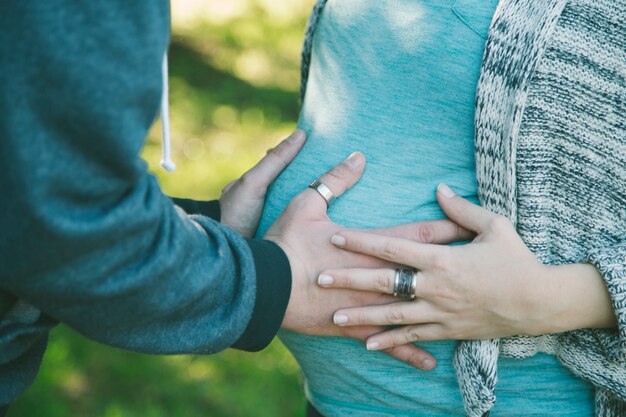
left=232, top=239, right=292, bottom=352
left=171, top=198, right=221, bottom=221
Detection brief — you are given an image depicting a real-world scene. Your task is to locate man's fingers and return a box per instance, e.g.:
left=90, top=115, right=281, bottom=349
left=300, top=152, right=366, bottom=213
left=371, top=219, right=475, bottom=244
left=365, top=324, right=444, bottom=352
left=342, top=326, right=436, bottom=370
left=241, top=130, right=307, bottom=189
left=318, top=268, right=396, bottom=295
left=333, top=301, right=433, bottom=327
left=381, top=343, right=437, bottom=370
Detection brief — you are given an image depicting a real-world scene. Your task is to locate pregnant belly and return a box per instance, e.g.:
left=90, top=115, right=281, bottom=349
left=254, top=129, right=479, bottom=415
left=255, top=132, right=594, bottom=416
left=282, top=332, right=467, bottom=415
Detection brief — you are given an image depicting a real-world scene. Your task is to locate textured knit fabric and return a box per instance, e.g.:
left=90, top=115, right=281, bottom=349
left=0, top=0, right=292, bottom=406
left=299, top=0, right=626, bottom=416
left=258, top=0, right=594, bottom=415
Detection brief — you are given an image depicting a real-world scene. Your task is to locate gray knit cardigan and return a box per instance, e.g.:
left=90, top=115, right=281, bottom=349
left=300, top=0, right=626, bottom=416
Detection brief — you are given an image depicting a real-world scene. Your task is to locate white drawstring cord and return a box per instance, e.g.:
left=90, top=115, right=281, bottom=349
left=160, top=52, right=176, bottom=172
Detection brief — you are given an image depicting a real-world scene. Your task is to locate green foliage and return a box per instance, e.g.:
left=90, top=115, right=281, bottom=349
left=8, top=1, right=313, bottom=416
left=9, top=327, right=304, bottom=417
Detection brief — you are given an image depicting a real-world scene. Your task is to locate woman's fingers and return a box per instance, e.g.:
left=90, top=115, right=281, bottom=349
left=436, top=183, right=496, bottom=233
left=331, top=230, right=441, bottom=268
left=370, top=219, right=474, bottom=245
left=342, top=326, right=436, bottom=370
left=333, top=301, right=433, bottom=327
left=365, top=324, right=444, bottom=351
left=318, top=268, right=396, bottom=294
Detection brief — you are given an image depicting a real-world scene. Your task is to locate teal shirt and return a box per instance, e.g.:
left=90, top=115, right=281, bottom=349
left=257, top=1, right=595, bottom=415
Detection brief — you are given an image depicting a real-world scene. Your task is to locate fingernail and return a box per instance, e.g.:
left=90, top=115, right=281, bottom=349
left=366, top=342, right=380, bottom=351
left=288, top=129, right=306, bottom=144
left=438, top=183, right=456, bottom=199
left=345, top=152, right=364, bottom=169
left=318, top=274, right=334, bottom=286
left=422, top=359, right=435, bottom=370
left=333, top=314, right=349, bottom=325
left=331, top=235, right=346, bottom=246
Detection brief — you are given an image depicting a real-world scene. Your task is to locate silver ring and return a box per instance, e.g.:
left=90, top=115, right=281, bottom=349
left=393, top=268, right=417, bottom=300
left=308, top=179, right=335, bottom=207
left=393, top=269, right=401, bottom=297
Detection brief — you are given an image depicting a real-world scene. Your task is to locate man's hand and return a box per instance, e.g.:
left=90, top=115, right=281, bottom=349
left=219, top=130, right=306, bottom=237
left=264, top=153, right=471, bottom=370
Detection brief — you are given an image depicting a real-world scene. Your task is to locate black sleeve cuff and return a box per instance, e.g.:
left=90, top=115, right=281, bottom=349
left=232, top=239, right=292, bottom=352
left=171, top=198, right=221, bottom=221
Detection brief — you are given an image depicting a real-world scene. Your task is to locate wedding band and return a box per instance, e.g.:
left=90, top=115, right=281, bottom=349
left=308, top=179, right=335, bottom=207
left=393, top=268, right=417, bottom=300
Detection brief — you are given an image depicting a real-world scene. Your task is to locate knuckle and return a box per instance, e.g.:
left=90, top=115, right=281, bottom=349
left=405, top=351, right=422, bottom=368
left=382, top=240, right=400, bottom=258
left=386, top=308, right=406, bottom=325
left=342, top=270, right=353, bottom=288
left=405, top=326, right=422, bottom=342
left=327, top=164, right=349, bottom=182
left=239, top=173, right=266, bottom=199
left=417, top=224, right=436, bottom=243
left=374, top=272, right=391, bottom=292
left=267, top=145, right=289, bottom=167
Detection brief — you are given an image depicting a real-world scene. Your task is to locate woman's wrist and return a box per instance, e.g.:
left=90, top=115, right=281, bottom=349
left=529, top=263, right=617, bottom=336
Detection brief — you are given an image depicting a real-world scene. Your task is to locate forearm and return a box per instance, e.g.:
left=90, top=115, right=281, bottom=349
left=532, top=263, right=618, bottom=335
left=4, top=192, right=291, bottom=354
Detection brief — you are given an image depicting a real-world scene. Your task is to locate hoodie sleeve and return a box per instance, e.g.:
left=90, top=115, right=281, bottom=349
left=0, top=1, right=291, bottom=354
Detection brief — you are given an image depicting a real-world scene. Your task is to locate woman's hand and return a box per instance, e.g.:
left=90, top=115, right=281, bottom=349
left=265, top=156, right=472, bottom=370
left=219, top=130, right=307, bottom=237
left=319, top=183, right=563, bottom=351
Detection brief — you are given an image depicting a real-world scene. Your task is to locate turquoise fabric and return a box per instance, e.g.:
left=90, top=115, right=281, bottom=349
left=257, top=0, right=595, bottom=415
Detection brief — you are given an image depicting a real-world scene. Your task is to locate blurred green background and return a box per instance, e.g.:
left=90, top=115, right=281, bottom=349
left=8, top=1, right=313, bottom=416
